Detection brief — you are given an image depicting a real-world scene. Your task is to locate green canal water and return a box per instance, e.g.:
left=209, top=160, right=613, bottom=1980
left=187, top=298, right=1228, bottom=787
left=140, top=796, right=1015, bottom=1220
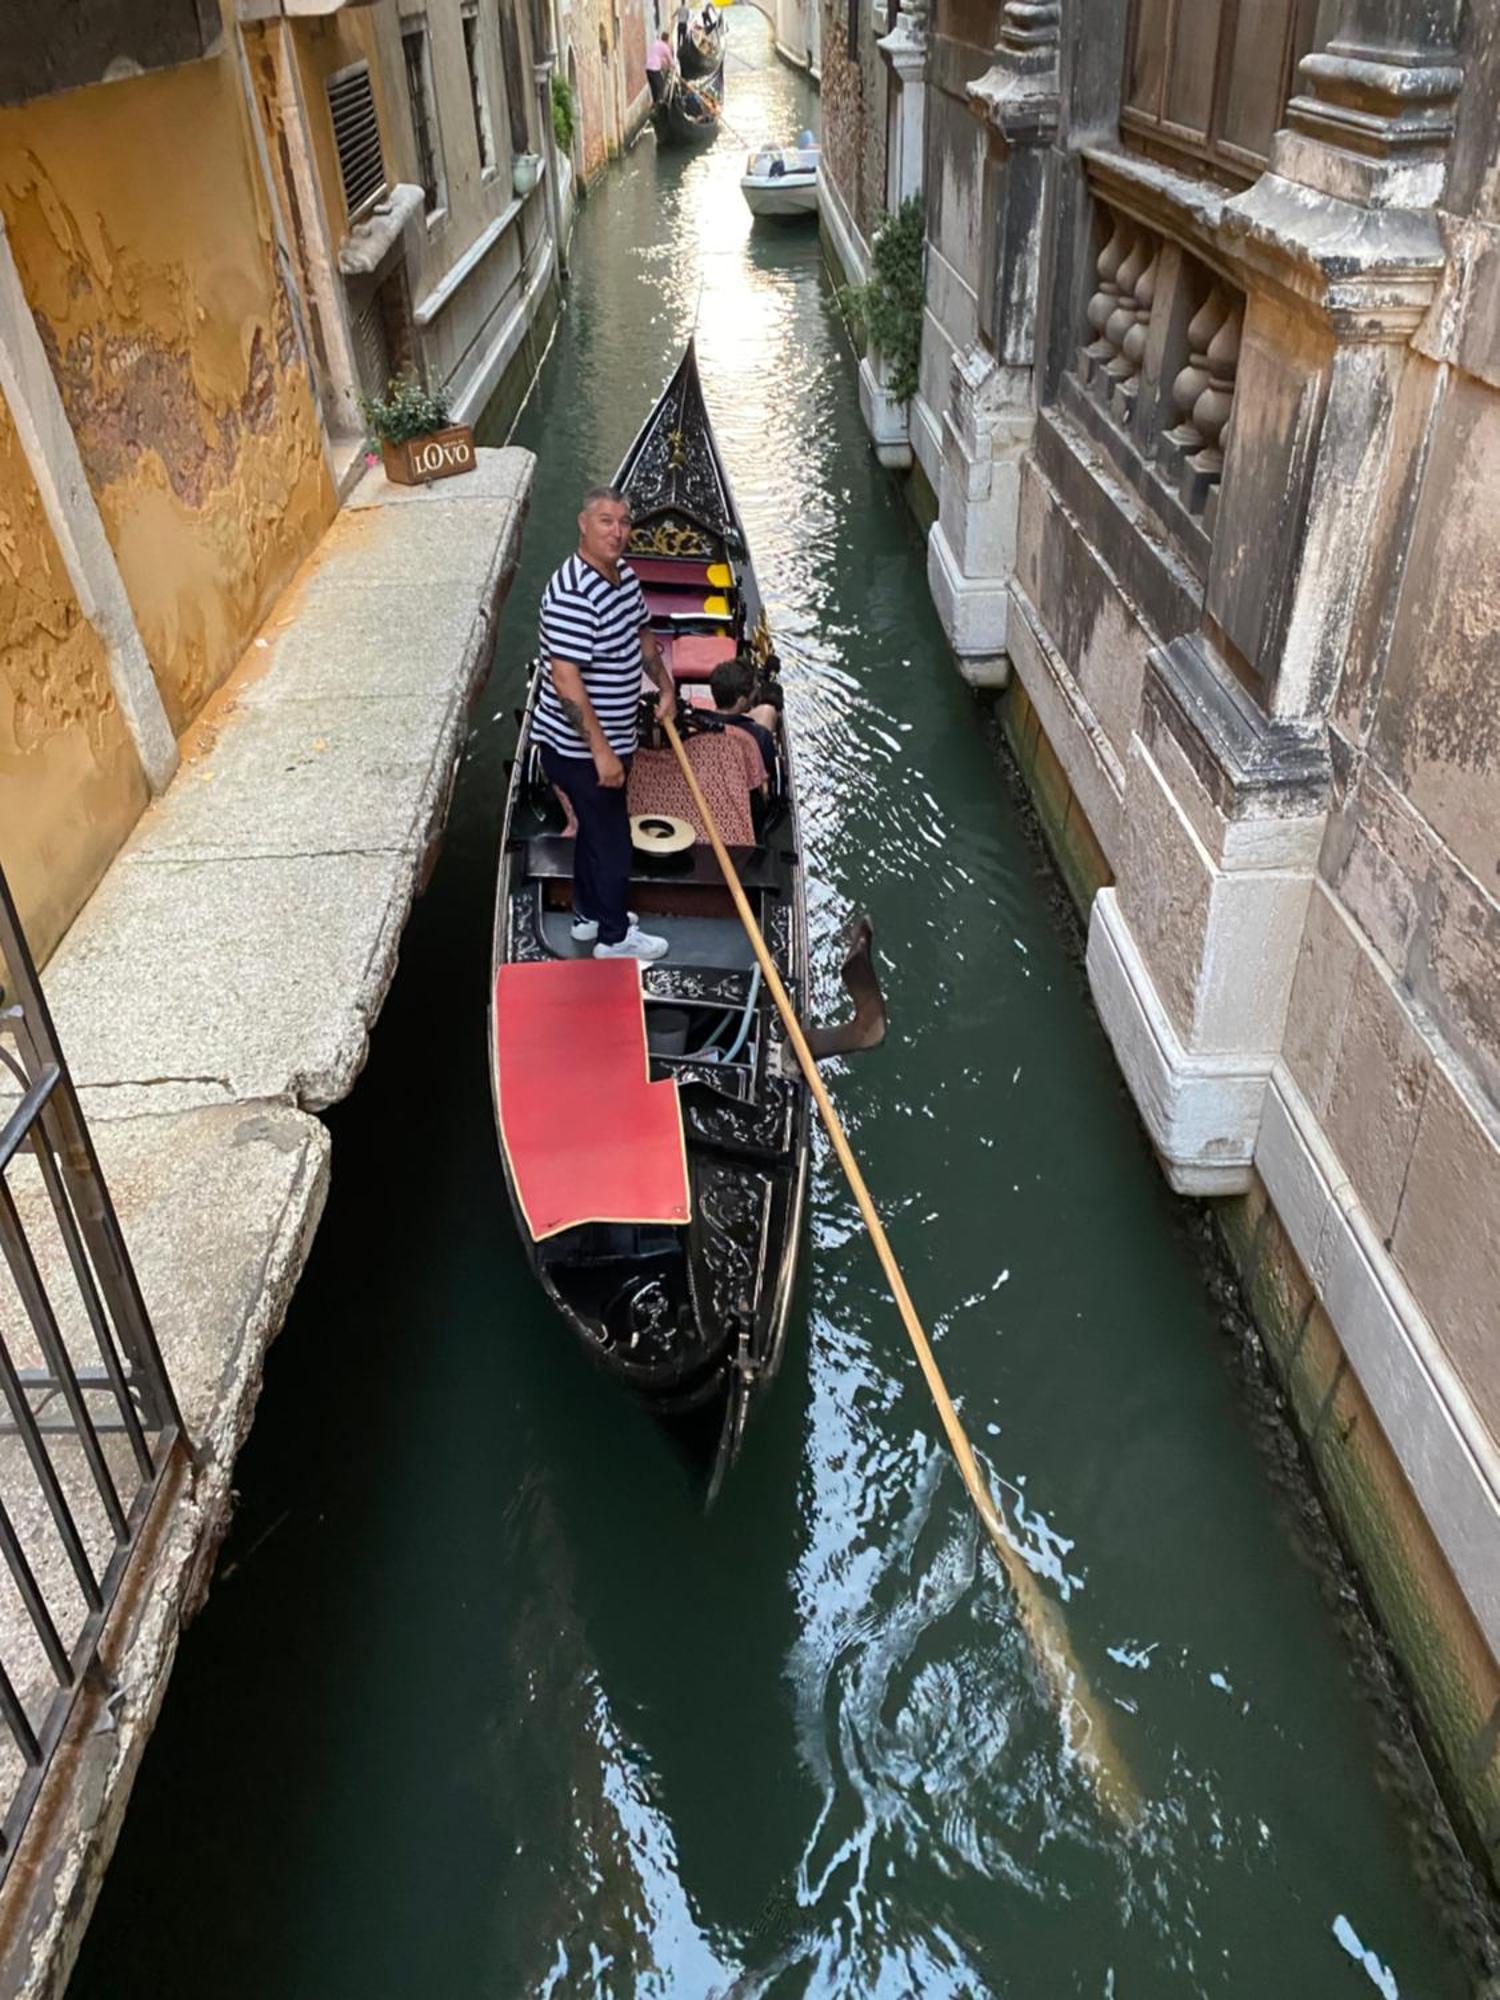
left=74, top=19, right=1491, bottom=1998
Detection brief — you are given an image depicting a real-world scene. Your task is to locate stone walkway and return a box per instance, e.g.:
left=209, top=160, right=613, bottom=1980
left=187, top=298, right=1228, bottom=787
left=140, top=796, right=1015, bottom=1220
left=0, top=448, right=534, bottom=1996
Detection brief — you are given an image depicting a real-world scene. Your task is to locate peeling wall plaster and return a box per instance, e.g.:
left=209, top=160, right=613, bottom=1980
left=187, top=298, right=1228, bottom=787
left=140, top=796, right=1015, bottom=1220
left=0, top=390, right=147, bottom=966
left=0, top=48, right=335, bottom=739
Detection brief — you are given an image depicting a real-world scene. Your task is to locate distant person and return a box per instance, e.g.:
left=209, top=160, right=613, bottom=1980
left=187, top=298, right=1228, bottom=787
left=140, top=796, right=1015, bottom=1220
left=674, top=0, right=692, bottom=53
left=645, top=29, right=675, bottom=100
left=708, top=656, right=779, bottom=790
left=537, top=486, right=676, bottom=962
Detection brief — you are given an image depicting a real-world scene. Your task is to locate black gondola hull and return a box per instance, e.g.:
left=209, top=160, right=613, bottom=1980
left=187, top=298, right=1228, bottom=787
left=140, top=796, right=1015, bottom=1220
left=678, top=24, right=724, bottom=78
left=652, top=66, right=723, bottom=145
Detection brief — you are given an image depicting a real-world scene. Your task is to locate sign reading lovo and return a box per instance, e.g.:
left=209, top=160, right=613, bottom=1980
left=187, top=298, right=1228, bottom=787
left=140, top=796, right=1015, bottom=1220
left=381, top=424, right=479, bottom=487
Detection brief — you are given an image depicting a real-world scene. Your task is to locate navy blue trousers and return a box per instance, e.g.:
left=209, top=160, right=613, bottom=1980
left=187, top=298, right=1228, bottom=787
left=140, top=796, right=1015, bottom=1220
left=540, top=746, right=633, bottom=946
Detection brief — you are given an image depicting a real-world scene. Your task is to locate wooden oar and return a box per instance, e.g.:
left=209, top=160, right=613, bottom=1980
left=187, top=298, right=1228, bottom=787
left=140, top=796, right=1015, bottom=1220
left=661, top=713, right=1140, bottom=1824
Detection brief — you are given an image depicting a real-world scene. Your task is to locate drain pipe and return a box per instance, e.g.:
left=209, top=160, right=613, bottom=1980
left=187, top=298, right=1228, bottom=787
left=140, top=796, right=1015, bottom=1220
left=533, top=50, right=570, bottom=283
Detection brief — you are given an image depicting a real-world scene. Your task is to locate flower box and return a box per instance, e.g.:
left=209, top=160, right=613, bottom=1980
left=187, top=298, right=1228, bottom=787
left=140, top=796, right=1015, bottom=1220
left=380, top=424, right=478, bottom=486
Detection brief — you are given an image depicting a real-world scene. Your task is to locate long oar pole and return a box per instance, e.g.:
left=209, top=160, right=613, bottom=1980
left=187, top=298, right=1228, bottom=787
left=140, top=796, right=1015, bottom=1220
left=662, top=714, right=1138, bottom=1821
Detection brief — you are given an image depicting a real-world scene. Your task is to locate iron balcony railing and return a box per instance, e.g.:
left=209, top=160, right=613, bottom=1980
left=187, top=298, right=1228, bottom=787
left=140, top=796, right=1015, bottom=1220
left=0, top=862, right=186, bottom=1880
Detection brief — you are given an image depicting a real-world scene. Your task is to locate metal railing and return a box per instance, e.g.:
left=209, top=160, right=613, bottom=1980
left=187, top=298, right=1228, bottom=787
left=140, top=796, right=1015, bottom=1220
left=0, top=864, right=185, bottom=1879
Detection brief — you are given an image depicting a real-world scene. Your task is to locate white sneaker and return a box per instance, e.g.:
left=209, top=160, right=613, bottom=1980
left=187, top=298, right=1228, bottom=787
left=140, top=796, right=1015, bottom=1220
left=571, top=908, right=638, bottom=943
left=593, top=925, right=669, bottom=963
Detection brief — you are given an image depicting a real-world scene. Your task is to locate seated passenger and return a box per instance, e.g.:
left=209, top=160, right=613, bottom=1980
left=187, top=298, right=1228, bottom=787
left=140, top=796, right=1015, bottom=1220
left=709, top=656, right=780, bottom=792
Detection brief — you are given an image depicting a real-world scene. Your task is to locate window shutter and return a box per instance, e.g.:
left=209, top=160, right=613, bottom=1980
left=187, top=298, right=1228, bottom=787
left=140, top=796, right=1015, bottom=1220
left=328, top=62, right=388, bottom=224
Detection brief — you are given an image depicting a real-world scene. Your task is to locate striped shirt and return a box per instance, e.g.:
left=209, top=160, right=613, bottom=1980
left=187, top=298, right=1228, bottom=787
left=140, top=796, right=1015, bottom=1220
left=535, top=554, right=649, bottom=757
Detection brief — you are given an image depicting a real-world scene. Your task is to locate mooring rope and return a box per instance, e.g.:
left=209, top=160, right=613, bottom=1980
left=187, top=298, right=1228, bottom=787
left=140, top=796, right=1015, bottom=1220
left=661, top=713, right=1140, bottom=1824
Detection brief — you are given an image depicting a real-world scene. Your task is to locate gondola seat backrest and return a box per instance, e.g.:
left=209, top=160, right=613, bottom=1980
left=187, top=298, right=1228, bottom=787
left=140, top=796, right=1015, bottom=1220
left=628, top=728, right=763, bottom=847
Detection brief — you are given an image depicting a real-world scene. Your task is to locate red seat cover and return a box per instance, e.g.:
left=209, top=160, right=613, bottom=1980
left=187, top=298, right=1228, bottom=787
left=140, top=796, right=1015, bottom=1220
left=667, top=633, right=738, bottom=682
left=630, top=557, right=715, bottom=588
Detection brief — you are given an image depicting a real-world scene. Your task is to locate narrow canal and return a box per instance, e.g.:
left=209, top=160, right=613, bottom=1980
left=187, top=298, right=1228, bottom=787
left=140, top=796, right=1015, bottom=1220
left=75, top=19, right=1489, bottom=1998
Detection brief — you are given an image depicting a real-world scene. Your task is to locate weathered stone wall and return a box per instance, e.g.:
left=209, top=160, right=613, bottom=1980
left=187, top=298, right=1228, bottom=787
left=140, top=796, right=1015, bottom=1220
left=915, top=5, right=996, bottom=485
left=0, top=393, right=148, bottom=964
left=818, top=0, right=887, bottom=244
left=0, top=54, right=334, bottom=738
left=1284, top=338, right=1500, bottom=1454
left=570, top=0, right=649, bottom=185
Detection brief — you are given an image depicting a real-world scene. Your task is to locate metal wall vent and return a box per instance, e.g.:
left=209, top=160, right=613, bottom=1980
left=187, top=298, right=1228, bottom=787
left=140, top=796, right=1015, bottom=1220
left=327, top=60, right=387, bottom=225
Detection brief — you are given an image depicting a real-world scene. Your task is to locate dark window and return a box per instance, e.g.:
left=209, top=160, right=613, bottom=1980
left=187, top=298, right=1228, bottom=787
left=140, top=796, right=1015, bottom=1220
left=402, top=23, right=446, bottom=215
left=462, top=4, right=496, bottom=170
left=327, top=60, right=387, bottom=223
left=498, top=0, right=532, bottom=155
left=847, top=0, right=859, bottom=63
left=1122, top=0, right=1318, bottom=180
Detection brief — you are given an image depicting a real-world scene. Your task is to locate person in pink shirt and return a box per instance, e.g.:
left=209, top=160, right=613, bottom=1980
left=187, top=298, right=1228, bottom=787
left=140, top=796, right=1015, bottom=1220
left=645, top=30, right=675, bottom=102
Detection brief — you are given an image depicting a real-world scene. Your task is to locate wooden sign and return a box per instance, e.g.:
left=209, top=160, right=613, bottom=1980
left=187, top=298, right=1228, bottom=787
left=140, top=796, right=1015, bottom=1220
left=381, top=424, right=477, bottom=486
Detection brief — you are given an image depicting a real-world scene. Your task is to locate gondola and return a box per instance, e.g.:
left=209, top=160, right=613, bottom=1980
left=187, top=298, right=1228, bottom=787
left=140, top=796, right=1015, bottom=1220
left=652, top=66, right=723, bottom=146
left=678, top=10, right=725, bottom=79
left=489, top=345, right=882, bottom=1493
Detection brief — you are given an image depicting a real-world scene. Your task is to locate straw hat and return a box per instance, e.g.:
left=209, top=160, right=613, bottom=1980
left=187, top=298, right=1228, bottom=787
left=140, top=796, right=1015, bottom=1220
left=630, top=813, right=695, bottom=856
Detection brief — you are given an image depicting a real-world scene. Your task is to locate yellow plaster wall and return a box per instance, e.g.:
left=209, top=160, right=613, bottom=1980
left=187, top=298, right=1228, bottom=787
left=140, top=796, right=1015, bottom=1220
left=0, top=48, right=336, bottom=737
left=0, top=394, right=147, bottom=968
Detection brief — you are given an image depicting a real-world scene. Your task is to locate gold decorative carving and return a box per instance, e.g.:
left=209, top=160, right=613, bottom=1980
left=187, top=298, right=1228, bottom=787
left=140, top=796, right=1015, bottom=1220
left=628, top=517, right=714, bottom=556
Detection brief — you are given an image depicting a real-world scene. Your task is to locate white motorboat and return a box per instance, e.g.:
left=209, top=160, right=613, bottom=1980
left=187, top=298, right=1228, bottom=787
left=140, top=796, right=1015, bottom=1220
left=740, top=133, right=819, bottom=219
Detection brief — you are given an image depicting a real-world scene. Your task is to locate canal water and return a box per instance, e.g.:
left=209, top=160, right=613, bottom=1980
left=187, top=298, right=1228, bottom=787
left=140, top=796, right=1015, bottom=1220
left=75, top=18, right=1490, bottom=1999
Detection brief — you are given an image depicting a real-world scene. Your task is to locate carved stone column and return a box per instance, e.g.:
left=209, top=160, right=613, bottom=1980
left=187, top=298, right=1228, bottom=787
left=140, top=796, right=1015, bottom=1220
left=925, top=3, right=1058, bottom=683
left=1214, top=0, right=1463, bottom=721
left=1276, top=0, right=1464, bottom=209
left=877, top=0, right=928, bottom=206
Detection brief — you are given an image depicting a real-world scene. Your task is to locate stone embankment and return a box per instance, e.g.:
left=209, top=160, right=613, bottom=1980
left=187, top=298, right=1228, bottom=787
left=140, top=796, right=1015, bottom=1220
left=0, top=448, right=534, bottom=1997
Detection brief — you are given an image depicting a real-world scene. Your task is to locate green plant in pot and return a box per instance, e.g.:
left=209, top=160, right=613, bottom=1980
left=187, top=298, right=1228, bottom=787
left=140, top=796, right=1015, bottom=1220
left=837, top=197, right=924, bottom=407
left=361, top=372, right=475, bottom=486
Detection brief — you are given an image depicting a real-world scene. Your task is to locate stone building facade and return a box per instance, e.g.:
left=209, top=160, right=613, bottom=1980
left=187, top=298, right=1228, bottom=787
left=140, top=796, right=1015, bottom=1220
left=244, top=0, right=567, bottom=442
left=820, top=0, right=1500, bottom=1879
left=554, top=0, right=651, bottom=187
left=0, top=0, right=568, bottom=967
left=774, top=0, right=823, bottom=76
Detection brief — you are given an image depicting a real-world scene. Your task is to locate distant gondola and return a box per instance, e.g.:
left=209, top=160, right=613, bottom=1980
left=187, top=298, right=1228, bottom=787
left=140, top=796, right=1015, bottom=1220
left=678, top=9, right=725, bottom=79
left=489, top=346, right=881, bottom=1492
left=653, top=66, right=723, bottom=146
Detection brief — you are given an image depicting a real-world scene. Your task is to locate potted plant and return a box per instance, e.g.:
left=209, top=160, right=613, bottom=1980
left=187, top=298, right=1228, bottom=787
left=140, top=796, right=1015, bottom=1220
left=512, top=152, right=541, bottom=198
left=360, top=372, right=477, bottom=487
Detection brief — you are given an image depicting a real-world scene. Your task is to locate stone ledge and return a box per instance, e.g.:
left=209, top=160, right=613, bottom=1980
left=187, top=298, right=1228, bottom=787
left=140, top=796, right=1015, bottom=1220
left=857, top=356, right=913, bottom=469
left=1006, top=579, right=1125, bottom=863
left=927, top=521, right=1009, bottom=680
left=817, top=166, right=870, bottom=290
left=42, top=447, right=534, bottom=1121
left=1255, top=1068, right=1500, bottom=1659
left=1146, top=633, right=1331, bottom=819
left=1086, top=885, right=1269, bottom=1193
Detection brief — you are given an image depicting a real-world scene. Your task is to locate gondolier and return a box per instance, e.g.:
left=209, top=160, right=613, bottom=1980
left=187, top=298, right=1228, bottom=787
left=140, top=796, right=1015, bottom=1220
left=536, top=486, right=677, bottom=962
left=645, top=28, right=675, bottom=101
